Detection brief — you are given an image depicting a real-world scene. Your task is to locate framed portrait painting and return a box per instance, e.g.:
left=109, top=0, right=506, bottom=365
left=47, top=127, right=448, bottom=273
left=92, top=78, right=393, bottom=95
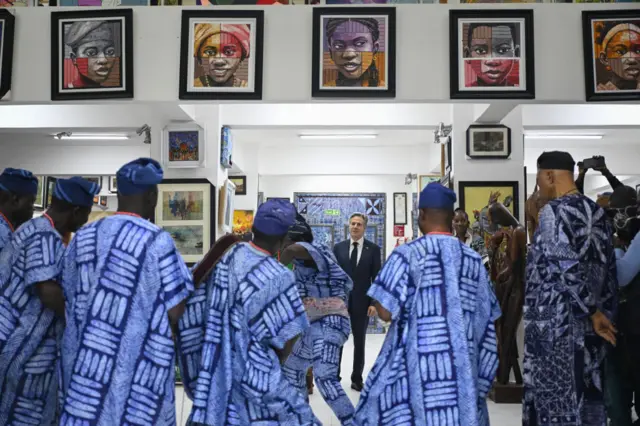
left=0, top=11, right=15, bottom=101
left=162, top=124, right=205, bottom=168
left=179, top=10, right=264, bottom=101
left=312, top=7, right=396, bottom=98
left=449, top=10, right=535, bottom=100
left=582, top=10, right=640, bottom=102
left=154, top=179, right=215, bottom=265
left=466, top=124, right=512, bottom=159
left=458, top=181, right=520, bottom=230
left=51, top=9, right=134, bottom=101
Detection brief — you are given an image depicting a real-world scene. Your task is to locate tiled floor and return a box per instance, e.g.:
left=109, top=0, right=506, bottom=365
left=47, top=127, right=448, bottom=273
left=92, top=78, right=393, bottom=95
left=175, top=333, right=523, bottom=425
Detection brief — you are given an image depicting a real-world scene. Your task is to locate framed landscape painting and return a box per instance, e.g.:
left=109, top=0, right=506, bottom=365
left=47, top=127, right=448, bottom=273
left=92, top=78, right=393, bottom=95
left=179, top=10, right=264, bottom=100
left=162, top=124, right=205, bottom=168
left=0, top=10, right=15, bottom=101
left=582, top=9, right=640, bottom=102
left=466, top=124, right=512, bottom=159
left=154, top=179, right=215, bottom=265
left=449, top=9, right=535, bottom=99
left=312, top=7, right=396, bottom=98
left=229, top=176, right=246, bottom=195
left=51, top=9, right=134, bottom=101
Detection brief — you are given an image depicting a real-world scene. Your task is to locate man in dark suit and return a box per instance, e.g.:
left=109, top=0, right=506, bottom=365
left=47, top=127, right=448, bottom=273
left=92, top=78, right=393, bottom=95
left=333, top=212, right=382, bottom=391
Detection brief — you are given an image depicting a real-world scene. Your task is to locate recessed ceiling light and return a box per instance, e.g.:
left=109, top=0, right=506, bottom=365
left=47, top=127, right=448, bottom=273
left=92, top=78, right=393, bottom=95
left=525, top=134, right=603, bottom=140
left=298, top=134, right=378, bottom=140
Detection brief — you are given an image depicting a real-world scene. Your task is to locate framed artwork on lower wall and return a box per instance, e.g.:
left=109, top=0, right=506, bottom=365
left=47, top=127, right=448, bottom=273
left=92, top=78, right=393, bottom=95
left=219, top=179, right=236, bottom=234
left=466, top=125, right=512, bottom=159
left=162, top=123, right=205, bottom=168
left=229, top=176, right=246, bottom=195
left=44, top=177, right=58, bottom=208
left=35, top=176, right=45, bottom=210
left=153, top=178, right=215, bottom=266
left=458, top=181, right=520, bottom=234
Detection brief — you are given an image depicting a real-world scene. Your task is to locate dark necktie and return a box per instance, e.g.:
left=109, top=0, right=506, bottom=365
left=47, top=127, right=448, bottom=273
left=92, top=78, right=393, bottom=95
left=350, top=242, right=359, bottom=271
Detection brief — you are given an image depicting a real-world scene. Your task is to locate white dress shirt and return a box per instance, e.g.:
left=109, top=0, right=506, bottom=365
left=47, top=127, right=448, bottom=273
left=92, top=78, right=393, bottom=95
left=349, top=236, right=365, bottom=265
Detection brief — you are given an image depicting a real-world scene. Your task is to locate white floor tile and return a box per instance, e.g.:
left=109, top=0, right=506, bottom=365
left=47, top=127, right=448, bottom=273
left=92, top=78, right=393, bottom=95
left=175, top=333, right=523, bottom=425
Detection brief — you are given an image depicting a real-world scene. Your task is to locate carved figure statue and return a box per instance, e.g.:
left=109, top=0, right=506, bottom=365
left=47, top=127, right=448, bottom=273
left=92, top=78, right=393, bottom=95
left=487, top=201, right=526, bottom=386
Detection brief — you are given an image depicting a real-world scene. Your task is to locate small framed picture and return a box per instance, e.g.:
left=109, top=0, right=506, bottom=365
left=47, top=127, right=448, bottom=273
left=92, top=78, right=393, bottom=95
left=466, top=125, right=511, bottom=159
left=109, top=176, right=117, bottom=193
left=34, top=176, right=45, bottom=210
left=393, top=192, right=407, bottom=225
left=218, top=179, right=236, bottom=234
left=582, top=10, right=640, bottom=102
left=449, top=9, right=535, bottom=100
left=312, top=7, right=396, bottom=98
left=0, top=10, right=15, bottom=101
left=440, top=140, right=452, bottom=175
left=51, top=9, right=134, bottom=101
left=229, top=176, right=246, bottom=195
left=179, top=10, right=264, bottom=101
left=98, top=196, right=108, bottom=208
left=418, top=175, right=441, bottom=192
left=162, top=124, right=205, bottom=168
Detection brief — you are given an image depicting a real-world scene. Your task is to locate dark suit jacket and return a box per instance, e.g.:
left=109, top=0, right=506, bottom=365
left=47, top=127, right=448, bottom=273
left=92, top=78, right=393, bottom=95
left=333, top=239, right=382, bottom=315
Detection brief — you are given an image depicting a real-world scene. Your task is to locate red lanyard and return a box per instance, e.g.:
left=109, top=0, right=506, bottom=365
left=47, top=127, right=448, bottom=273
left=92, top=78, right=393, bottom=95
left=250, top=242, right=270, bottom=255
left=0, top=212, right=14, bottom=232
left=115, top=212, right=142, bottom=219
left=42, top=213, right=55, bottom=228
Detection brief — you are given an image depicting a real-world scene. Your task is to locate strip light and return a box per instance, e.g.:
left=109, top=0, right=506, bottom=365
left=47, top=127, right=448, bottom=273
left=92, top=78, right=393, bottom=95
left=525, top=134, right=603, bottom=140
left=298, top=134, right=378, bottom=140
left=53, top=134, right=130, bottom=141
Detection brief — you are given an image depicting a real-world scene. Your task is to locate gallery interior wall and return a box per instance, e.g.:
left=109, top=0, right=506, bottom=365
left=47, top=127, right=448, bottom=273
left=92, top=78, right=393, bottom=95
left=7, top=4, right=632, bottom=104
left=259, top=174, right=412, bottom=256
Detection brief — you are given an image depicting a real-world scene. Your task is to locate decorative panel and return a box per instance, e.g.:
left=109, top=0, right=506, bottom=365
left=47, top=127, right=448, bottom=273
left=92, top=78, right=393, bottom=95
left=310, top=224, right=334, bottom=249
left=294, top=192, right=386, bottom=261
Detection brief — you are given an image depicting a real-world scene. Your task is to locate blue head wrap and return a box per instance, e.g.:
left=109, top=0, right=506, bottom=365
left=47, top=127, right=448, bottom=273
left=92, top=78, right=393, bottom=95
left=419, top=182, right=457, bottom=210
left=53, top=176, right=101, bottom=207
left=0, top=168, right=38, bottom=196
left=117, top=158, right=163, bottom=196
left=254, top=199, right=296, bottom=236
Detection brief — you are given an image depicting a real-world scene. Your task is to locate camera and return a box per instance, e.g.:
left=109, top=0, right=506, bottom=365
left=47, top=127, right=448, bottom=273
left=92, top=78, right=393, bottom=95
left=580, top=156, right=605, bottom=170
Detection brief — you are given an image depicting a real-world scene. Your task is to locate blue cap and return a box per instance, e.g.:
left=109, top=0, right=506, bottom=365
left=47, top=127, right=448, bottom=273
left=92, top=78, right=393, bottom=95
left=253, top=199, right=296, bottom=236
left=116, top=158, right=163, bottom=196
left=419, top=182, right=457, bottom=210
left=0, top=168, right=38, bottom=196
left=53, top=176, right=101, bottom=207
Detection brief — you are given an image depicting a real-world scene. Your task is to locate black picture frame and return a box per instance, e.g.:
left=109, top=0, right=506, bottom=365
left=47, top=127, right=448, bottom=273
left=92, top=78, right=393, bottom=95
left=179, top=10, right=264, bottom=101
left=445, top=140, right=452, bottom=173
left=449, top=9, right=535, bottom=100
left=229, top=176, right=247, bottom=195
left=312, top=7, right=396, bottom=99
left=0, top=10, right=15, bottom=101
left=582, top=9, right=640, bottom=102
left=44, top=177, right=58, bottom=209
left=458, top=180, right=520, bottom=222
left=466, top=124, right=512, bottom=159
left=51, top=9, right=134, bottom=101
left=152, top=178, right=216, bottom=267
left=393, top=192, right=407, bottom=225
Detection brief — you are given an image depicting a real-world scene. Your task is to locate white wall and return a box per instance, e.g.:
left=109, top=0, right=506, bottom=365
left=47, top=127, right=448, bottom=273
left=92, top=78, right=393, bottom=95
left=260, top=174, right=412, bottom=256
left=8, top=4, right=632, bottom=103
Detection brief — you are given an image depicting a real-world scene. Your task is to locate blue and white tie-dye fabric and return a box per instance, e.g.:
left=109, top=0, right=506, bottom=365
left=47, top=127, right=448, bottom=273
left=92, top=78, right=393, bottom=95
left=282, top=242, right=355, bottom=425
left=0, top=215, right=65, bottom=426
left=177, top=242, right=319, bottom=426
left=353, top=234, right=501, bottom=426
left=59, top=214, right=194, bottom=426
left=0, top=214, right=14, bottom=250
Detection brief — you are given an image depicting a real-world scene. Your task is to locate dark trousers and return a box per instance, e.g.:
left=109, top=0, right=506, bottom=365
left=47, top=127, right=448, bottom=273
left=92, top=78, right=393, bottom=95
left=604, top=333, right=640, bottom=425
left=337, top=307, right=368, bottom=385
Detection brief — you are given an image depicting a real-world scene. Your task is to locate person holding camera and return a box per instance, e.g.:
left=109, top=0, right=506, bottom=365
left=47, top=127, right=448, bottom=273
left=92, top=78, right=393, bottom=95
left=576, top=155, right=623, bottom=196
left=605, top=186, right=640, bottom=426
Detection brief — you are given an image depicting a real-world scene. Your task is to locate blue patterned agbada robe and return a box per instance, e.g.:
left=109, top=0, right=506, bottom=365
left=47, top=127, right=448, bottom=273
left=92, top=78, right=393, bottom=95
left=0, top=215, right=65, bottom=426
left=281, top=242, right=355, bottom=425
left=177, top=242, right=320, bottom=426
left=0, top=213, right=14, bottom=250
left=353, top=234, right=501, bottom=426
left=523, top=194, right=617, bottom=426
left=58, top=215, right=194, bottom=426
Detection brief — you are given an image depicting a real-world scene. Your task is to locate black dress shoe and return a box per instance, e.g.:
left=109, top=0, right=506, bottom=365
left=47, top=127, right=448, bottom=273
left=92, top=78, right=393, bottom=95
left=351, top=382, right=363, bottom=392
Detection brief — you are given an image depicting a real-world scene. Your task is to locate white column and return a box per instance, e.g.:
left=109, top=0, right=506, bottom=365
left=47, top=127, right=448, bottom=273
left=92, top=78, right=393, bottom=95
left=451, top=104, right=525, bottom=222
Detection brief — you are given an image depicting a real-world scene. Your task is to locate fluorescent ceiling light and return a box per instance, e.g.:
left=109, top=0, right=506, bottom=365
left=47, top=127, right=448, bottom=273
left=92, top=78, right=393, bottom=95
left=298, top=134, right=377, bottom=140
left=53, top=134, right=130, bottom=140
left=525, top=134, right=603, bottom=140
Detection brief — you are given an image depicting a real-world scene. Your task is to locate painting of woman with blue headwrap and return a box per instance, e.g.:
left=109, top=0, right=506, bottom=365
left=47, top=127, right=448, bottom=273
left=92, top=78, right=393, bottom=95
left=312, top=7, right=396, bottom=98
